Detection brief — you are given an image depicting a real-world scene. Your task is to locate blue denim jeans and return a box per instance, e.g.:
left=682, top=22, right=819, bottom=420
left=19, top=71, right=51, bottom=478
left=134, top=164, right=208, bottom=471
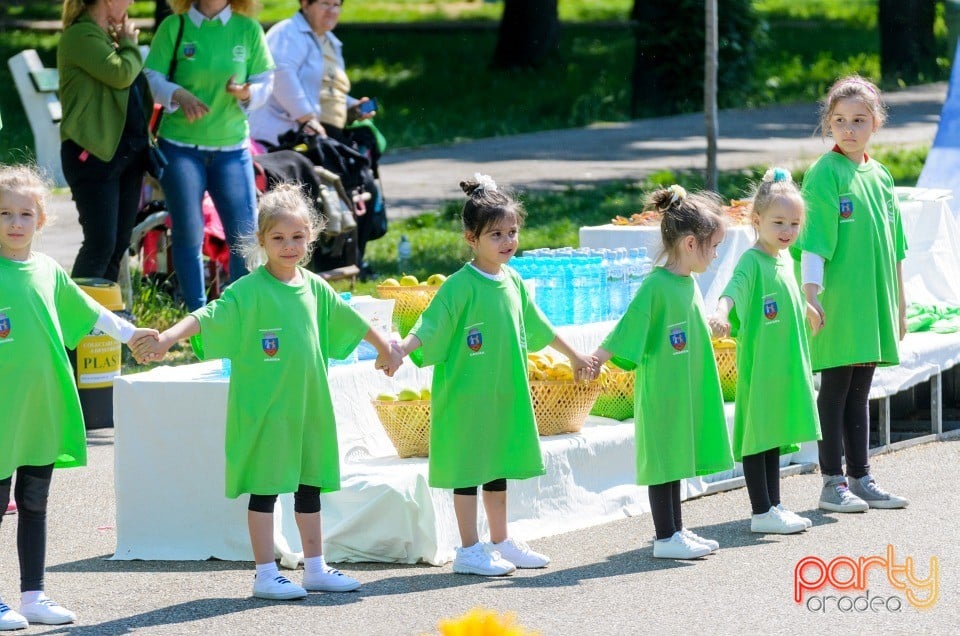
left=158, top=140, right=258, bottom=310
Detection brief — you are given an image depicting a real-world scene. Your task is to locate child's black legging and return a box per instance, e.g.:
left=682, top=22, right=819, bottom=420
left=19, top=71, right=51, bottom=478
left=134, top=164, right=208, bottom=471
left=648, top=480, right=682, bottom=540
left=248, top=484, right=322, bottom=514
left=742, top=448, right=781, bottom=515
left=453, top=479, right=507, bottom=496
left=0, top=464, right=54, bottom=593
left=817, top=365, right=874, bottom=478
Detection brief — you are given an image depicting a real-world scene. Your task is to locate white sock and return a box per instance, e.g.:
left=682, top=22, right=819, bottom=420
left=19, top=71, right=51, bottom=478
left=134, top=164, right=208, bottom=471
left=21, top=591, right=42, bottom=605
left=255, top=562, right=279, bottom=580
left=304, top=555, right=327, bottom=576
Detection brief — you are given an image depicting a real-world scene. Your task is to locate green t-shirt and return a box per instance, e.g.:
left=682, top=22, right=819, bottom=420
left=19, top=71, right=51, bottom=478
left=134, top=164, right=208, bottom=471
left=792, top=152, right=907, bottom=370
left=722, top=249, right=821, bottom=461
left=409, top=265, right=555, bottom=489
left=0, top=254, right=101, bottom=478
left=600, top=267, right=733, bottom=485
left=190, top=266, right=369, bottom=498
left=146, top=13, right=273, bottom=146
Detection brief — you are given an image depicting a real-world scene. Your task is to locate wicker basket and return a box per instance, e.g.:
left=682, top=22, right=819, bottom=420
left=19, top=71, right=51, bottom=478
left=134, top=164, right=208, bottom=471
left=372, top=399, right=431, bottom=458
left=712, top=339, right=737, bottom=402
left=375, top=285, right=439, bottom=337
left=589, top=368, right=635, bottom=421
left=530, top=379, right=602, bottom=436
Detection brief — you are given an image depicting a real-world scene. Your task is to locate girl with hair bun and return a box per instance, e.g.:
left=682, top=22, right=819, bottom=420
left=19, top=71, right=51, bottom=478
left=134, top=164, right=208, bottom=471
left=593, top=185, right=733, bottom=560
left=710, top=167, right=821, bottom=535
left=394, top=174, right=597, bottom=577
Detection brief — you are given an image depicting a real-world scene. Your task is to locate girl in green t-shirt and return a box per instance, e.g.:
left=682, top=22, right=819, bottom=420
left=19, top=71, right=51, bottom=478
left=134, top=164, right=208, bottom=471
left=395, top=175, right=598, bottom=577
left=137, top=184, right=403, bottom=601
left=710, top=168, right=822, bottom=535
left=794, top=76, right=909, bottom=513
left=593, top=185, right=733, bottom=560
left=1, top=165, right=158, bottom=629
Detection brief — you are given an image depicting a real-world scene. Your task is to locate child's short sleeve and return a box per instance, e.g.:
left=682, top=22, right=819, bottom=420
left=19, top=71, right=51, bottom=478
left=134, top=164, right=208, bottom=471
left=189, top=287, right=243, bottom=360
left=891, top=190, right=908, bottom=262
left=55, top=271, right=103, bottom=349
left=320, top=281, right=370, bottom=360
left=795, top=159, right=839, bottom=261
left=600, top=289, right=652, bottom=371
left=720, top=254, right=756, bottom=338
left=409, top=291, right=456, bottom=368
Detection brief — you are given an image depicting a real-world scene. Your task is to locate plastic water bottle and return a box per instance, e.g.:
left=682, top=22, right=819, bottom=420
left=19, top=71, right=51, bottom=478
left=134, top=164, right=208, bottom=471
left=570, top=257, right=590, bottom=325
left=607, top=249, right=626, bottom=320
left=397, top=234, right=412, bottom=272
left=330, top=292, right=359, bottom=366
left=584, top=257, right=604, bottom=323
left=627, top=248, right=644, bottom=299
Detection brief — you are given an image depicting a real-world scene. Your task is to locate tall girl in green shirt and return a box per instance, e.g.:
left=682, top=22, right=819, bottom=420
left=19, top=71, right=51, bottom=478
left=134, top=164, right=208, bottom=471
left=592, top=185, right=733, bottom=560
left=793, top=76, right=909, bottom=513
left=394, top=175, right=597, bottom=577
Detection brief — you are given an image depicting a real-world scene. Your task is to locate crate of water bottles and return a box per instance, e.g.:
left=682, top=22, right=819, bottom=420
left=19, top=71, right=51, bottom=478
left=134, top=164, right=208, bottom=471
left=510, top=247, right=652, bottom=326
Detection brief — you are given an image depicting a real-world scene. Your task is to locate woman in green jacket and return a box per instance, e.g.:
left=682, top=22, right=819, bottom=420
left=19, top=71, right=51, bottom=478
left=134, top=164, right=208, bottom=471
left=58, top=0, right=153, bottom=282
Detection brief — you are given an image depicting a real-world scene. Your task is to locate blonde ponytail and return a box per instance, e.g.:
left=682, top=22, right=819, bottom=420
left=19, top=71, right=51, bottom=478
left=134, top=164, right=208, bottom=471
left=61, top=0, right=93, bottom=28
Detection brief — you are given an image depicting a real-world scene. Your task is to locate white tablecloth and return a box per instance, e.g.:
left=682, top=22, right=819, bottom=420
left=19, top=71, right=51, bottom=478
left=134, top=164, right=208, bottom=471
left=579, top=223, right=755, bottom=311
left=898, top=191, right=960, bottom=306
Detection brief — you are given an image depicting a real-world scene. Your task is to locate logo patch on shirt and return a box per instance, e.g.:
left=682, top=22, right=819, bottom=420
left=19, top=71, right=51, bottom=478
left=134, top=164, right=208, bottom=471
left=183, top=43, right=197, bottom=60
left=232, top=45, right=247, bottom=63
left=0, top=312, right=10, bottom=339
left=669, top=327, right=687, bottom=352
left=839, top=195, right=854, bottom=220
left=886, top=198, right=896, bottom=223
left=763, top=297, right=779, bottom=320
left=467, top=328, right=483, bottom=352
left=261, top=332, right=279, bottom=357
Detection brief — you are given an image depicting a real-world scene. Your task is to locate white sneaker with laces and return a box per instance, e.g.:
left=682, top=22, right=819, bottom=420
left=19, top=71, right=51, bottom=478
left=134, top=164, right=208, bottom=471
left=18, top=594, right=75, bottom=625
left=303, top=566, right=361, bottom=592
left=751, top=506, right=806, bottom=534
left=776, top=503, right=813, bottom=529
left=492, top=537, right=550, bottom=568
left=452, top=542, right=516, bottom=576
left=652, top=531, right=711, bottom=559
left=0, top=600, right=28, bottom=631
left=252, top=574, right=308, bottom=600
left=680, top=528, right=719, bottom=552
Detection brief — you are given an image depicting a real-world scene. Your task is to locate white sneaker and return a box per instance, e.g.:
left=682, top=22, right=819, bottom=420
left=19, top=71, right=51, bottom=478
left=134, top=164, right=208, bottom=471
left=652, top=531, right=711, bottom=559
left=18, top=594, right=75, bottom=625
left=0, top=600, right=27, bottom=631
left=680, top=528, right=719, bottom=552
left=776, top=503, right=813, bottom=529
left=452, top=542, right=516, bottom=576
left=252, top=574, right=308, bottom=600
left=303, top=566, right=361, bottom=592
left=492, top=537, right=550, bottom=568
left=751, top=506, right=806, bottom=534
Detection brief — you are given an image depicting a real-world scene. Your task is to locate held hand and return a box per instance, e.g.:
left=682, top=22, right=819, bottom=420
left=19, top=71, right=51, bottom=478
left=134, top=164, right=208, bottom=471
left=806, top=300, right=825, bottom=336
left=172, top=89, right=210, bottom=122
left=129, top=330, right=161, bottom=363
left=298, top=117, right=327, bottom=137
left=708, top=315, right=731, bottom=338
left=225, top=75, right=251, bottom=103
left=375, top=346, right=403, bottom=377
left=570, top=352, right=600, bottom=383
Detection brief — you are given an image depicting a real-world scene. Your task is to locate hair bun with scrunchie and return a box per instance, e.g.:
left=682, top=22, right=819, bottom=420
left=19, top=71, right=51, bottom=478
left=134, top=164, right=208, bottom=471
left=762, top=167, right=792, bottom=184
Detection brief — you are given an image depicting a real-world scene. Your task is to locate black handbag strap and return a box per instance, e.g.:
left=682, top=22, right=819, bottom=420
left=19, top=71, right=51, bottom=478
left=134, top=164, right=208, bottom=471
left=168, top=14, right=185, bottom=81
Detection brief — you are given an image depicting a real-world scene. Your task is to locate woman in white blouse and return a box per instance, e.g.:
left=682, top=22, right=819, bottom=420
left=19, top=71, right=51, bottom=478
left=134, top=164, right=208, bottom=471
left=249, top=0, right=373, bottom=145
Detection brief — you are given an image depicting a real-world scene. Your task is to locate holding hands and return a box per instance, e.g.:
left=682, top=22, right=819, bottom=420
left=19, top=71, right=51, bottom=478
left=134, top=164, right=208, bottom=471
left=374, top=342, right=404, bottom=377
left=569, top=351, right=601, bottom=382
left=128, top=329, right=160, bottom=364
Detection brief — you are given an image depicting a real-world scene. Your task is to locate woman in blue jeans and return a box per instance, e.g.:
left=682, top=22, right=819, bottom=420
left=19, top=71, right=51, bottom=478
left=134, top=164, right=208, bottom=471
left=145, top=0, right=274, bottom=309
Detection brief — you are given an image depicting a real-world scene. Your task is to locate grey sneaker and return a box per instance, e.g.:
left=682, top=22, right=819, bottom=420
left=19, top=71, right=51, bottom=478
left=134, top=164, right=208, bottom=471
left=847, top=475, right=909, bottom=509
left=818, top=475, right=868, bottom=513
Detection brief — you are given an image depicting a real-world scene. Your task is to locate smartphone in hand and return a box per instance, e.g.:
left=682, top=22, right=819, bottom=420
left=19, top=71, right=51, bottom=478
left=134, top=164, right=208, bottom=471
left=357, top=98, right=378, bottom=115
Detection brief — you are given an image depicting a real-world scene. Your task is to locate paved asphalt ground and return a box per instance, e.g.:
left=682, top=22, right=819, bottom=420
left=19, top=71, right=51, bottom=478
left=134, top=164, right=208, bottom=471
left=2, top=85, right=956, bottom=634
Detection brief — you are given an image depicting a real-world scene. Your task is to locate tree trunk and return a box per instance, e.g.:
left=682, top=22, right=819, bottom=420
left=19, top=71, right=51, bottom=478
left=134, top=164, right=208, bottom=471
left=155, top=1, right=173, bottom=29
left=705, top=0, right=719, bottom=192
left=878, top=0, right=936, bottom=84
left=491, top=0, right=560, bottom=69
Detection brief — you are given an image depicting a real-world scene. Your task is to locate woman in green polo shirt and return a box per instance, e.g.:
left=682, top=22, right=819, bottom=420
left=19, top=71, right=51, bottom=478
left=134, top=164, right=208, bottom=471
left=58, top=0, right=153, bottom=283
left=145, top=0, right=274, bottom=310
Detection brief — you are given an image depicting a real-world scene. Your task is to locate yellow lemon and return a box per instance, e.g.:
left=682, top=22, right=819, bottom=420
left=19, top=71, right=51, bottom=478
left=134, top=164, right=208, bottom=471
left=397, top=388, right=421, bottom=401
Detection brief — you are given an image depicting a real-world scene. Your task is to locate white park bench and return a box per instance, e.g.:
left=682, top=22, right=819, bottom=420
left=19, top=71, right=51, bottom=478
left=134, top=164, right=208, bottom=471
left=8, top=49, right=64, bottom=185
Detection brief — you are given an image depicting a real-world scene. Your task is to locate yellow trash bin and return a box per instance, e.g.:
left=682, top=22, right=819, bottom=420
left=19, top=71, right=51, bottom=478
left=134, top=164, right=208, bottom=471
left=72, top=278, right=124, bottom=429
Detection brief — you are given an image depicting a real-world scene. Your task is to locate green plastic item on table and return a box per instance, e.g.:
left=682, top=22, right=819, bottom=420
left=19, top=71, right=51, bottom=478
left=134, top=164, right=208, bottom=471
left=906, top=303, right=960, bottom=333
